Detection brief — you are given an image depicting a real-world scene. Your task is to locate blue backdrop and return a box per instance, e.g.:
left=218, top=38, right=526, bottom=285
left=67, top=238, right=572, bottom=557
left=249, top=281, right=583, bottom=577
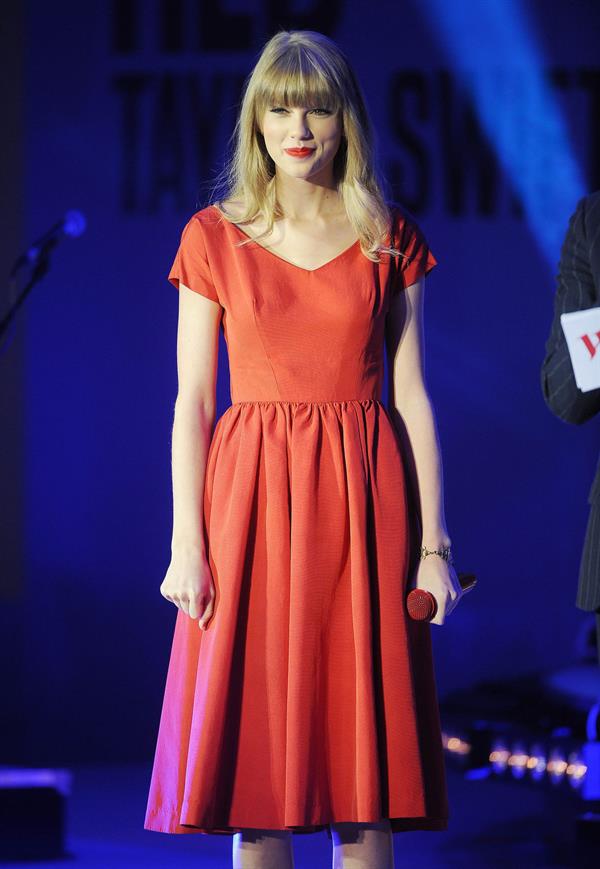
left=2, top=0, right=599, bottom=764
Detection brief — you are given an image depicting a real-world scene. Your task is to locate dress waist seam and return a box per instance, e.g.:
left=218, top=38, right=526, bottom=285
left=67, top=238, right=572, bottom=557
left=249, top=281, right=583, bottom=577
left=231, top=398, right=383, bottom=407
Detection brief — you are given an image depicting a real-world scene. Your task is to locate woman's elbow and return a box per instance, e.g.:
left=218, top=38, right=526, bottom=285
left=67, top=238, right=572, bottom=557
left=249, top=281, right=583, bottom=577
left=174, top=390, right=217, bottom=422
left=541, top=371, right=600, bottom=426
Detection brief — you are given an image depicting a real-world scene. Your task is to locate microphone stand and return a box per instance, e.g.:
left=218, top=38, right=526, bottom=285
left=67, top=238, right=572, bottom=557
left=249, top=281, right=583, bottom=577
left=0, top=238, right=58, bottom=342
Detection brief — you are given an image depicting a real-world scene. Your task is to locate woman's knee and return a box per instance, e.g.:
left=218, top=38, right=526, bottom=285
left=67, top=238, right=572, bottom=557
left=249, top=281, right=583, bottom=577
left=329, top=818, right=391, bottom=845
left=235, top=827, right=293, bottom=844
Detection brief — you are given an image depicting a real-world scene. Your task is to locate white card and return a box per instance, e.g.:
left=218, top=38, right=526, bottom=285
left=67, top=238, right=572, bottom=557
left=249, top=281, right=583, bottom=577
left=560, top=307, right=600, bottom=392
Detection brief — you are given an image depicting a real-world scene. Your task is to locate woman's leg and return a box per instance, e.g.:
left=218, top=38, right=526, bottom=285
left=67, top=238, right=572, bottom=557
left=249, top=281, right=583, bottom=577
left=232, top=828, right=294, bottom=869
left=329, top=820, right=394, bottom=869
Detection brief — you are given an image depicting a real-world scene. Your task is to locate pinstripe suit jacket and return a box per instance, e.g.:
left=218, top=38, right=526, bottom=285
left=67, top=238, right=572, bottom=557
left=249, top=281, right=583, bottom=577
left=541, top=190, right=600, bottom=612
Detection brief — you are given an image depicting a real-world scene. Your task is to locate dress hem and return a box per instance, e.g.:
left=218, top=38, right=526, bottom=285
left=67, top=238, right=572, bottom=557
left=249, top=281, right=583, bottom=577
left=144, top=809, right=449, bottom=836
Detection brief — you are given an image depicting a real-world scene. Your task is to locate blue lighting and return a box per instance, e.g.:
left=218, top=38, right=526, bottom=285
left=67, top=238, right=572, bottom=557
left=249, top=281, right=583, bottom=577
left=423, top=0, right=585, bottom=266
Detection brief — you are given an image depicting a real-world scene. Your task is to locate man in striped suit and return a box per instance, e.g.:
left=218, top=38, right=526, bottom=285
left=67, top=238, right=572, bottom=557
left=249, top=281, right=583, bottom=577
left=541, top=190, right=600, bottom=663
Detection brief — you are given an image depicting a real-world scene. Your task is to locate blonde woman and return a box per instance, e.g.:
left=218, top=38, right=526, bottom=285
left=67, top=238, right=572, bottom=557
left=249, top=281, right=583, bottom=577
left=144, top=29, right=463, bottom=869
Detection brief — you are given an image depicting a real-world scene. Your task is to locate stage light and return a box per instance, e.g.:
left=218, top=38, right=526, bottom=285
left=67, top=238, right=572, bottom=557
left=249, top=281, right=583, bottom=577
left=443, top=724, right=591, bottom=794
left=507, top=742, right=529, bottom=779
left=441, top=731, right=472, bottom=755
left=448, top=736, right=471, bottom=755
left=547, top=749, right=569, bottom=783
left=566, top=752, right=587, bottom=789
left=528, top=742, right=547, bottom=782
left=490, top=741, right=510, bottom=772
left=422, top=0, right=585, bottom=266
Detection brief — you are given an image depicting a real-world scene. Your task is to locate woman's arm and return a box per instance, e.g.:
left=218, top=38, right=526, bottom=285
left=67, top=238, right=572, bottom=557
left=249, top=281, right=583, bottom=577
left=160, top=282, right=222, bottom=629
left=171, top=282, right=221, bottom=548
left=541, top=194, right=600, bottom=424
left=385, top=276, right=460, bottom=624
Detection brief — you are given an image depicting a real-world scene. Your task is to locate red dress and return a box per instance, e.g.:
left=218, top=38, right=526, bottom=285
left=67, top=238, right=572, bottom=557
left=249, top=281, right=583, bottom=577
left=144, top=203, right=448, bottom=837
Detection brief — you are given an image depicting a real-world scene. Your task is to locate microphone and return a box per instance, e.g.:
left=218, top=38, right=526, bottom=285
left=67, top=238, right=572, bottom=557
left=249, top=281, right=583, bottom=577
left=407, top=573, right=477, bottom=621
left=1, top=211, right=88, bottom=344
left=11, top=210, right=87, bottom=274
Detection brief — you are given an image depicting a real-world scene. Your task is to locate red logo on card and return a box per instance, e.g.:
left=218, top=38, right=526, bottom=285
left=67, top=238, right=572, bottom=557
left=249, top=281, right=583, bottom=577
left=580, top=332, right=600, bottom=358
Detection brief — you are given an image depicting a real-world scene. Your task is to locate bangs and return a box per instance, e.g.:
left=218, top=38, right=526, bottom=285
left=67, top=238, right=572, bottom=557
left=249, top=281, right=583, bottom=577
left=255, top=49, right=342, bottom=114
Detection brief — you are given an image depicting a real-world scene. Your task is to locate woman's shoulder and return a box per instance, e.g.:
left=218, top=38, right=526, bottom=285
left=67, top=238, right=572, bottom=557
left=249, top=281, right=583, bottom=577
left=215, top=199, right=246, bottom=219
left=187, top=201, right=226, bottom=224
left=192, top=199, right=257, bottom=232
left=180, top=200, right=244, bottom=243
left=195, top=198, right=247, bottom=222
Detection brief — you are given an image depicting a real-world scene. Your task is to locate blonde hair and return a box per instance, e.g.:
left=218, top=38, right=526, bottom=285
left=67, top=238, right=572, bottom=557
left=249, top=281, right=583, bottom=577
left=205, top=29, right=399, bottom=263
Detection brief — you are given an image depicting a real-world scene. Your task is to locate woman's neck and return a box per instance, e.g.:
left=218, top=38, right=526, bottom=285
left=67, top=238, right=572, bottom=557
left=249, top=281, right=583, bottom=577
left=274, top=176, right=343, bottom=221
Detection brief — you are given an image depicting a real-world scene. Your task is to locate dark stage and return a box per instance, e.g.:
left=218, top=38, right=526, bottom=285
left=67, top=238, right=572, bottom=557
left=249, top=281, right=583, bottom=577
left=0, top=760, right=596, bottom=869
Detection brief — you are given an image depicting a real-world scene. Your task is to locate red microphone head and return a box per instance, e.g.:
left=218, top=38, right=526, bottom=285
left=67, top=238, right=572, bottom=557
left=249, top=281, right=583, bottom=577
left=407, top=589, right=437, bottom=621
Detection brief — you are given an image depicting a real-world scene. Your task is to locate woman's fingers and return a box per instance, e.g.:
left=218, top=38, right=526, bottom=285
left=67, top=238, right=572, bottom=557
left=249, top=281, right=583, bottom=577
left=445, top=590, right=459, bottom=616
left=431, top=608, right=444, bottom=626
left=199, top=594, right=215, bottom=630
left=160, top=565, right=215, bottom=627
left=174, top=593, right=186, bottom=616
left=430, top=583, right=463, bottom=624
left=187, top=593, right=202, bottom=620
left=159, top=570, right=215, bottom=628
left=169, top=591, right=199, bottom=618
left=440, top=569, right=464, bottom=619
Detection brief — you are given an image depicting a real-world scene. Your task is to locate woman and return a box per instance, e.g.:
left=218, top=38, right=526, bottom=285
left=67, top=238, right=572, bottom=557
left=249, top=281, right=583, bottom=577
left=144, top=29, right=463, bottom=869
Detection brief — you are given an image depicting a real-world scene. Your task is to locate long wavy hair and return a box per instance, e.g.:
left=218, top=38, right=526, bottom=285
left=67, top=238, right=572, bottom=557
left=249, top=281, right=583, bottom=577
left=205, top=30, right=399, bottom=263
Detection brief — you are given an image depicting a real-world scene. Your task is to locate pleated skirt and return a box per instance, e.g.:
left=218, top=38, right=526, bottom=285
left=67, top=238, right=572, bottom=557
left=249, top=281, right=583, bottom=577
left=144, top=399, right=448, bottom=836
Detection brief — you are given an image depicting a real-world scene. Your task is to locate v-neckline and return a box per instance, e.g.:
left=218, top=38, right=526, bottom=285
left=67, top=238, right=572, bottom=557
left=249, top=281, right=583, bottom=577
left=212, top=205, right=361, bottom=274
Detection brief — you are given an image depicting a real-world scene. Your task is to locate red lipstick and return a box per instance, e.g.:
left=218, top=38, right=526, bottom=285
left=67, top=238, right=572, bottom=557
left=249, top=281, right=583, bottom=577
left=284, top=148, right=314, bottom=158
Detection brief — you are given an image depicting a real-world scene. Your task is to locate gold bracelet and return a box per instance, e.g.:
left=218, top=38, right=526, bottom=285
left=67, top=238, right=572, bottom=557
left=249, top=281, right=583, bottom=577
left=420, top=544, right=453, bottom=564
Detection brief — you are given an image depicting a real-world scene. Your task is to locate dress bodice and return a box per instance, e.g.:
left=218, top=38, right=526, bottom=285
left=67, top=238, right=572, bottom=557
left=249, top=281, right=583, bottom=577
left=168, top=203, right=436, bottom=404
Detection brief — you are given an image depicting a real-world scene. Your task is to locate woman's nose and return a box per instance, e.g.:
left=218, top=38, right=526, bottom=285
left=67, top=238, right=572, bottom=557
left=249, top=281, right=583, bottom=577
left=288, top=111, right=312, bottom=138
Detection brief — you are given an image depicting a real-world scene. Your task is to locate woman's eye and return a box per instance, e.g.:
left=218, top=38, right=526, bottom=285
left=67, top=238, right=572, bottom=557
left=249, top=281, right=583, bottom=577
left=269, top=107, right=332, bottom=116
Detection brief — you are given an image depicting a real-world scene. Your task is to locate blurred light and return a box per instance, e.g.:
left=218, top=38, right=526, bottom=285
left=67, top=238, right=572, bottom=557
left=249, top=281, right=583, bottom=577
left=445, top=728, right=589, bottom=789
left=551, top=726, right=573, bottom=738
left=442, top=732, right=472, bottom=755
left=63, top=210, right=87, bottom=238
left=528, top=742, right=547, bottom=782
left=508, top=742, right=529, bottom=779
left=566, top=752, right=587, bottom=788
left=547, top=749, right=568, bottom=782
left=464, top=766, right=493, bottom=780
left=586, top=703, right=600, bottom=742
left=490, top=741, right=510, bottom=772
left=422, top=0, right=585, bottom=267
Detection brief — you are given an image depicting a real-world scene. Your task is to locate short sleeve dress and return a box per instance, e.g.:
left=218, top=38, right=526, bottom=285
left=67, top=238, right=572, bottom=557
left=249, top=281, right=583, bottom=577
left=143, top=202, right=448, bottom=837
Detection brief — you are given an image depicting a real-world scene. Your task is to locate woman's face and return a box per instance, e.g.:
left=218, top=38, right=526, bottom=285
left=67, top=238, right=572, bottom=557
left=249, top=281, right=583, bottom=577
left=259, top=103, right=343, bottom=182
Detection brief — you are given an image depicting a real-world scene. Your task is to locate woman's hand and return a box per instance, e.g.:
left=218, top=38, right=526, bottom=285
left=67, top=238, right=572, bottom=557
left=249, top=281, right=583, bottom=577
left=160, top=546, right=215, bottom=631
left=409, top=555, right=463, bottom=626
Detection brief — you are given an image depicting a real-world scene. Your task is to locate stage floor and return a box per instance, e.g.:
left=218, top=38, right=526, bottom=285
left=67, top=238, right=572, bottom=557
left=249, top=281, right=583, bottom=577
left=2, top=760, right=597, bottom=868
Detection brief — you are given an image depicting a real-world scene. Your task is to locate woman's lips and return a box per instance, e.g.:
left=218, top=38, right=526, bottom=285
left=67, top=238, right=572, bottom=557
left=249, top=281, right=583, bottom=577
left=284, top=148, right=314, bottom=158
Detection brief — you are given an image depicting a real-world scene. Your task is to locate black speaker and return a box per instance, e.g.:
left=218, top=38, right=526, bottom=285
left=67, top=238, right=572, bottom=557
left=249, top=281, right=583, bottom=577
left=0, top=767, right=71, bottom=859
